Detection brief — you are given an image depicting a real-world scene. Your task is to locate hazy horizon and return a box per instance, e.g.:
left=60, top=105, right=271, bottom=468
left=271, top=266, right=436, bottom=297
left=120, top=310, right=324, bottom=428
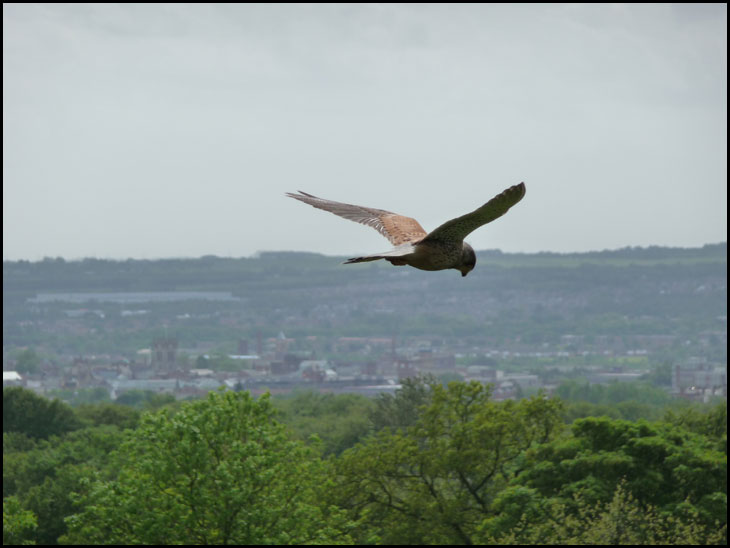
left=4, top=4, right=727, bottom=261
left=3, top=240, right=726, bottom=264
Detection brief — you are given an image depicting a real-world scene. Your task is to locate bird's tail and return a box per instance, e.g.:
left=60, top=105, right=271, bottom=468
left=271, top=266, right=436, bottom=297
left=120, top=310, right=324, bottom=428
left=344, top=256, right=382, bottom=264
left=343, top=244, right=415, bottom=265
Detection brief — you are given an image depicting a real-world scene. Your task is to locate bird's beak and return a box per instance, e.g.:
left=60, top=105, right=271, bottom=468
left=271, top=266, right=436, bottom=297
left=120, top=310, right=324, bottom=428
left=461, top=271, right=468, bottom=277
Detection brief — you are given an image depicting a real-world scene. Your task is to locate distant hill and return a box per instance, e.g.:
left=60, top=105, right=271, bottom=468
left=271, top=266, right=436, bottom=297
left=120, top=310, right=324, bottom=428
left=4, top=242, right=726, bottom=295
left=3, top=243, right=726, bottom=358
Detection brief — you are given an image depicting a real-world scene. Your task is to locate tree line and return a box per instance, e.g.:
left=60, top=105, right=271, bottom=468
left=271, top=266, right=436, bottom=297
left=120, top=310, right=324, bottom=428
left=3, top=380, right=727, bottom=545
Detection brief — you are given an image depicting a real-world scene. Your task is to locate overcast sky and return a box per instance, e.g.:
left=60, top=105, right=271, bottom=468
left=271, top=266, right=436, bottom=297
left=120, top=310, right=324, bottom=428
left=3, top=4, right=727, bottom=261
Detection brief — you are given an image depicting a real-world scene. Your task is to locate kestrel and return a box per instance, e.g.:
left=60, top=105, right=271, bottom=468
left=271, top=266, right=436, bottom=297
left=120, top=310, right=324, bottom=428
left=287, top=182, right=526, bottom=277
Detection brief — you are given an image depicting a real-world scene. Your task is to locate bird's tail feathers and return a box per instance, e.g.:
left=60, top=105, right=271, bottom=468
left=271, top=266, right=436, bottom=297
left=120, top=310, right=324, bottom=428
left=344, top=256, right=381, bottom=264
left=343, top=244, right=415, bottom=265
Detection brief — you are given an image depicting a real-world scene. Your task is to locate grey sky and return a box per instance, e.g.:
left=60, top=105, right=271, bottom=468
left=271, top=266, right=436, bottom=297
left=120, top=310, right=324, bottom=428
left=3, top=4, right=727, bottom=260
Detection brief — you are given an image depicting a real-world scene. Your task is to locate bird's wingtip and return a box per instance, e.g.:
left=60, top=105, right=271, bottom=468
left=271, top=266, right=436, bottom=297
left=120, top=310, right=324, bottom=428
left=511, top=182, right=526, bottom=198
left=286, top=190, right=316, bottom=198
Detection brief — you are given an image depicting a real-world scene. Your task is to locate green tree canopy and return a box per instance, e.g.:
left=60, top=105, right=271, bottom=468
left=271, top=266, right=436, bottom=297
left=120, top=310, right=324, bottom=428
left=272, top=391, right=374, bottom=455
left=501, top=416, right=727, bottom=543
left=4, top=425, right=127, bottom=544
left=335, top=381, right=564, bottom=544
left=3, top=387, right=80, bottom=440
left=73, top=403, right=140, bottom=430
left=481, top=481, right=726, bottom=545
left=3, top=495, right=37, bottom=545
left=368, top=374, right=436, bottom=432
left=63, top=390, right=352, bottom=545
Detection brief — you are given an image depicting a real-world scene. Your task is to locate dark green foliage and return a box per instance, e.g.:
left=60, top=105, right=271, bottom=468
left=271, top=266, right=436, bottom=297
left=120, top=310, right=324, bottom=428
left=2, top=384, right=725, bottom=545
left=62, top=390, right=352, bottom=545
left=482, top=481, right=726, bottom=545
left=663, top=402, right=727, bottom=442
left=3, top=496, right=37, bottom=545
left=112, top=389, right=176, bottom=409
left=45, top=387, right=111, bottom=406
left=73, top=403, right=140, bottom=430
left=272, top=391, right=374, bottom=455
left=558, top=380, right=687, bottom=422
left=335, top=381, right=565, bottom=544
left=4, top=425, right=127, bottom=544
left=509, top=416, right=727, bottom=543
left=3, top=387, right=81, bottom=440
left=369, top=375, right=435, bottom=432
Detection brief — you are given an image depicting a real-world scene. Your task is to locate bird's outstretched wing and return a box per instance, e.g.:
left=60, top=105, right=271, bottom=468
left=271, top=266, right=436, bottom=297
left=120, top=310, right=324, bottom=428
left=286, top=191, right=428, bottom=246
left=422, top=182, right=526, bottom=243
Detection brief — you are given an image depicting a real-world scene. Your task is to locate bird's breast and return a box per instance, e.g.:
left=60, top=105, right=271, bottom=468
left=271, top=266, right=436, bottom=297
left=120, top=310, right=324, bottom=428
left=408, top=240, right=462, bottom=271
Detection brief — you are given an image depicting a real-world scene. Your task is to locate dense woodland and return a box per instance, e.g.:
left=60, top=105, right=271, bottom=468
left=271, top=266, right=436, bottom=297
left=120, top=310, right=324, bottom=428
left=3, top=378, right=727, bottom=545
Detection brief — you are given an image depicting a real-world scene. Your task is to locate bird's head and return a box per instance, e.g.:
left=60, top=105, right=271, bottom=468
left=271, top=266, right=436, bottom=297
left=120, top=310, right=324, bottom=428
left=459, top=243, right=477, bottom=277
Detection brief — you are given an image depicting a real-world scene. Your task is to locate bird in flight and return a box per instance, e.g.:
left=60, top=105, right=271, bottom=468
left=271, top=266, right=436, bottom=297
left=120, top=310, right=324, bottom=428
left=287, top=182, right=526, bottom=277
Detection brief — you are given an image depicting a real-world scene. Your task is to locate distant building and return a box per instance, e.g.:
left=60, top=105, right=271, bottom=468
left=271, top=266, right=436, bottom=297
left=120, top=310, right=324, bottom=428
left=152, top=338, right=178, bottom=371
left=501, top=373, right=541, bottom=389
left=238, top=339, right=249, bottom=355
left=3, top=371, right=22, bottom=386
left=270, top=353, right=300, bottom=375
left=673, top=365, right=727, bottom=400
left=466, top=366, right=502, bottom=382
left=299, top=360, right=335, bottom=381
left=396, top=359, right=419, bottom=381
